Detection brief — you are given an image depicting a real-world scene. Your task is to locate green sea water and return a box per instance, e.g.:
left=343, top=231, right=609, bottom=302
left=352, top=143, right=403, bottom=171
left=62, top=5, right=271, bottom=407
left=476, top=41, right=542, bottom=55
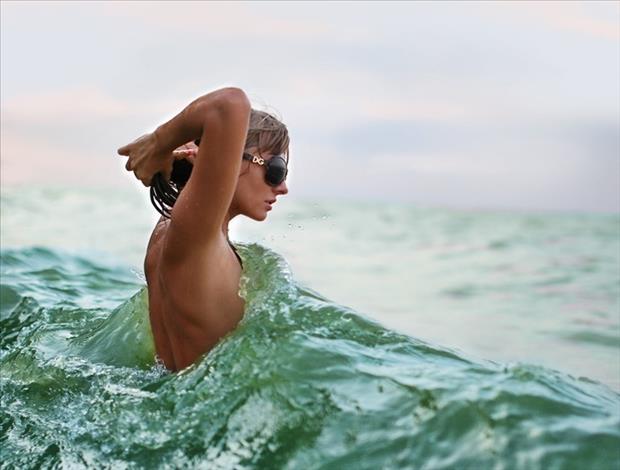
left=1, top=186, right=619, bottom=468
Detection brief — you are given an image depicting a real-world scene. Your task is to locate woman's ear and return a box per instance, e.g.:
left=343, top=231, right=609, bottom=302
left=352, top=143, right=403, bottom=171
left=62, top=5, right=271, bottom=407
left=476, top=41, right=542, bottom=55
left=238, top=158, right=251, bottom=177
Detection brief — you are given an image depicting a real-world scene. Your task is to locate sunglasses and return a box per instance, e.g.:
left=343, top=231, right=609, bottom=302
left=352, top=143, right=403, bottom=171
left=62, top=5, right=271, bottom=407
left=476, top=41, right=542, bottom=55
left=242, top=152, right=288, bottom=187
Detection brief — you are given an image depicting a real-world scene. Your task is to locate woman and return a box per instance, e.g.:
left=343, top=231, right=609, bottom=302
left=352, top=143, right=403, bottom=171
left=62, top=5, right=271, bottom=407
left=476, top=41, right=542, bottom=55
left=117, top=87, right=290, bottom=371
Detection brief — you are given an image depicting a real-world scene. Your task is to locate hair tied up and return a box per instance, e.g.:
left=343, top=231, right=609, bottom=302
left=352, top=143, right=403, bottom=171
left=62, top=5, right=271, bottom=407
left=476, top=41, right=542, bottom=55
left=149, top=108, right=289, bottom=218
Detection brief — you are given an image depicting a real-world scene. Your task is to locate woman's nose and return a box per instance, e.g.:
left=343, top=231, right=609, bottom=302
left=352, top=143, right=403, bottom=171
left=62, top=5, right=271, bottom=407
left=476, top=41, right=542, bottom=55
left=275, top=180, right=288, bottom=195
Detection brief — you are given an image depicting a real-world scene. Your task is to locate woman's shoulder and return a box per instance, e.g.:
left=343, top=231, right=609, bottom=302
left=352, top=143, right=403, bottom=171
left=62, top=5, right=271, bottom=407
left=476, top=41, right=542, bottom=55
left=144, top=217, right=170, bottom=278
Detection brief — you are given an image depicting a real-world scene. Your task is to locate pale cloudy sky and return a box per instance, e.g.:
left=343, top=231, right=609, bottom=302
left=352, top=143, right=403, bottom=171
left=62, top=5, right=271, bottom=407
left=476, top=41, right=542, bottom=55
left=1, top=1, right=618, bottom=212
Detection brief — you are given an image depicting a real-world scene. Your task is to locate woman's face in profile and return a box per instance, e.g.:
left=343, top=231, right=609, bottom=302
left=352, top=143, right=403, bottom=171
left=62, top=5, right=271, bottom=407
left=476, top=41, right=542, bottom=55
left=233, top=147, right=289, bottom=221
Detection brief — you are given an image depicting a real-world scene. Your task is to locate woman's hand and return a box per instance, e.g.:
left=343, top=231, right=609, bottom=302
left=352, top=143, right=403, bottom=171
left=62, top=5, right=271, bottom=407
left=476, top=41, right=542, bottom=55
left=172, top=141, right=198, bottom=166
left=117, top=132, right=172, bottom=186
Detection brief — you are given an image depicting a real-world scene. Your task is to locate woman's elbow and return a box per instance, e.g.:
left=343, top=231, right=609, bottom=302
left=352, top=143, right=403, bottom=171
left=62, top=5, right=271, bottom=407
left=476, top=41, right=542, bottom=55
left=213, top=87, right=251, bottom=115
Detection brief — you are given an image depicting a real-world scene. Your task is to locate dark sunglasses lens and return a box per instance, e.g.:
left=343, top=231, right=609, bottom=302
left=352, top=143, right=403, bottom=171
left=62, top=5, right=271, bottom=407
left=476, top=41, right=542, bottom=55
left=266, top=157, right=287, bottom=186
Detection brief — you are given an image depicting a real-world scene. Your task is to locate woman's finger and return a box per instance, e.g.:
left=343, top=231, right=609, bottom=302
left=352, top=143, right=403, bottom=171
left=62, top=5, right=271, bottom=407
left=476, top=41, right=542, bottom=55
left=125, top=160, right=133, bottom=171
left=117, top=144, right=131, bottom=156
left=173, top=149, right=197, bottom=161
left=134, top=170, right=148, bottom=187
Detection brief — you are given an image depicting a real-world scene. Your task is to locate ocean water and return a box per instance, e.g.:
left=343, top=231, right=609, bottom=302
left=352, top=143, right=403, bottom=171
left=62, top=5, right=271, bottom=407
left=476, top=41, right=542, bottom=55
left=1, top=186, right=619, bottom=469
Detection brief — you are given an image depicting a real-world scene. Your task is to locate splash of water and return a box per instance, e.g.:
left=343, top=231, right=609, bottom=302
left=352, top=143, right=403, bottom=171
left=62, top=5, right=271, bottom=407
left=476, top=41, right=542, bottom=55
left=1, top=245, right=619, bottom=468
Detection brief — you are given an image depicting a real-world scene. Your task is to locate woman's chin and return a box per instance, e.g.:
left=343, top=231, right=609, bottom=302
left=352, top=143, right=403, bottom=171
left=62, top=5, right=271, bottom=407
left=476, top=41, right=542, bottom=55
left=248, top=211, right=268, bottom=222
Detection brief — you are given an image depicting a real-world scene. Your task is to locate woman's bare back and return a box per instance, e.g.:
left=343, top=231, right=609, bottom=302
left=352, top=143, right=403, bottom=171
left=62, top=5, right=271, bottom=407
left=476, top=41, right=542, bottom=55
left=144, top=219, right=245, bottom=371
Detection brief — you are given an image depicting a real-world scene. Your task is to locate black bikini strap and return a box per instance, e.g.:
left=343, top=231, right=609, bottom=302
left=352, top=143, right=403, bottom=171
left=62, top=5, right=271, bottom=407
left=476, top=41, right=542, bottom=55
left=228, top=240, right=243, bottom=268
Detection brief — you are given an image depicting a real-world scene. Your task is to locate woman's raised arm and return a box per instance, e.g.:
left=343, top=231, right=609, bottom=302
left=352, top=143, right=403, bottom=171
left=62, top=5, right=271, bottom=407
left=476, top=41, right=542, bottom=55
left=117, top=87, right=249, bottom=187
left=118, top=87, right=251, bottom=252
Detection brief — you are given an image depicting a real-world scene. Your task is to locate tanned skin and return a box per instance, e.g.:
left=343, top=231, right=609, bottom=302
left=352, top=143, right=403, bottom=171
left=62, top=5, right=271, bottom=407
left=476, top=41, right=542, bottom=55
left=118, top=88, right=288, bottom=371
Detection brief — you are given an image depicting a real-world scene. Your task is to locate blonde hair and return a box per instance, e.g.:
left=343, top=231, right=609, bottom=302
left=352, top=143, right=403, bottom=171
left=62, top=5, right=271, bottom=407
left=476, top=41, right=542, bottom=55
left=245, top=109, right=290, bottom=161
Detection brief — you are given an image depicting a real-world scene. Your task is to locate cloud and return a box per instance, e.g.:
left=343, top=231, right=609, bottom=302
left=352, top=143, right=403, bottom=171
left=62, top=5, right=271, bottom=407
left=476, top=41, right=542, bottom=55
left=1, top=1, right=617, bottom=213
left=0, top=130, right=123, bottom=186
left=1, top=87, right=161, bottom=187
left=98, top=1, right=331, bottom=39
left=479, top=1, right=620, bottom=41
left=0, top=87, right=185, bottom=126
left=2, top=87, right=131, bottom=125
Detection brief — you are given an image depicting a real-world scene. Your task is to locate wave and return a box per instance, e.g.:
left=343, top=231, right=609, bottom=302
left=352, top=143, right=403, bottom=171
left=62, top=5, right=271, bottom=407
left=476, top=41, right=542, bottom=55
left=1, top=245, right=619, bottom=469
